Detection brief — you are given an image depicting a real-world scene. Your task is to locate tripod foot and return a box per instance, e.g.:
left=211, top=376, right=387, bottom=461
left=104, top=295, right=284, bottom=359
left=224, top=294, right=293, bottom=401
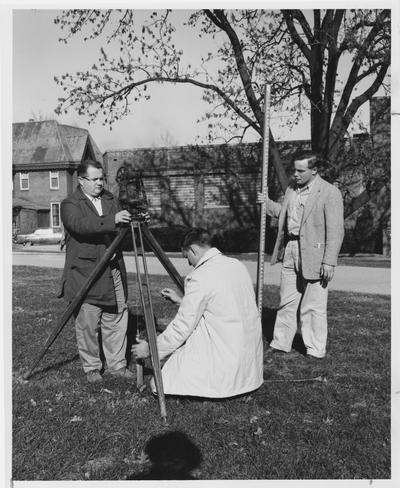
left=23, top=370, right=33, bottom=381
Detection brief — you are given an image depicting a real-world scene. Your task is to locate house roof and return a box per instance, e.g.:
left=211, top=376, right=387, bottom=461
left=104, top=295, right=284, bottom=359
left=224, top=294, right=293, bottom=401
left=12, top=120, right=103, bottom=168
left=12, top=196, right=48, bottom=210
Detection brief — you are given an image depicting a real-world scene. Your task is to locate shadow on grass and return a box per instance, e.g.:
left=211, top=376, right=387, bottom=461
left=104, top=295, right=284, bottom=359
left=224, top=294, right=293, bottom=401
left=127, top=430, right=202, bottom=480
left=261, top=307, right=277, bottom=343
left=24, top=353, right=80, bottom=380
left=261, top=306, right=307, bottom=355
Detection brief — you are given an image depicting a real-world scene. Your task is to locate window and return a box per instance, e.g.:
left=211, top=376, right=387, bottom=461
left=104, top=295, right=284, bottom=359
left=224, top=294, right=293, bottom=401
left=20, top=172, right=29, bottom=190
left=51, top=203, right=61, bottom=228
left=49, top=171, right=59, bottom=190
left=204, top=175, right=229, bottom=209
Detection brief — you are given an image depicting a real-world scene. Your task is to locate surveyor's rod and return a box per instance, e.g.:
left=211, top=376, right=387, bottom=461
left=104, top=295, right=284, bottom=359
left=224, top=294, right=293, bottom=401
left=142, top=225, right=185, bottom=293
left=132, top=222, right=167, bottom=421
left=256, top=84, right=271, bottom=315
left=23, top=226, right=131, bottom=380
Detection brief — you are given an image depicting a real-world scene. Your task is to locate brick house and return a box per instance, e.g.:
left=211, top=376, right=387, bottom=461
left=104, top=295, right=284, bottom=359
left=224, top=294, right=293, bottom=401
left=104, top=141, right=309, bottom=227
left=12, top=120, right=103, bottom=234
left=103, top=140, right=310, bottom=252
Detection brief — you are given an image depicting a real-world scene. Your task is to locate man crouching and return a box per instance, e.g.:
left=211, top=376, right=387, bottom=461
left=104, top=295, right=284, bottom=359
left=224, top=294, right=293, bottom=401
left=132, top=228, right=264, bottom=398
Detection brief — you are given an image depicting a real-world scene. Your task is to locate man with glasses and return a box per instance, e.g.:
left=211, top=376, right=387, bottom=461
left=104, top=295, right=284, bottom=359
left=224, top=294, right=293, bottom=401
left=59, top=159, right=134, bottom=383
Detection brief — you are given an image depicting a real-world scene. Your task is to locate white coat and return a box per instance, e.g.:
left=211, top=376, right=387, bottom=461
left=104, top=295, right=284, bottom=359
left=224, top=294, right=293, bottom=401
left=156, top=248, right=264, bottom=398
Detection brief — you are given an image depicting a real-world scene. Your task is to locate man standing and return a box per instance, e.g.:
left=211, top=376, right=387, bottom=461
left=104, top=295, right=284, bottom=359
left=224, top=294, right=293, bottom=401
left=132, top=228, right=264, bottom=398
left=60, top=159, right=134, bottom=383
left=260, top=151, right=344, bottom=359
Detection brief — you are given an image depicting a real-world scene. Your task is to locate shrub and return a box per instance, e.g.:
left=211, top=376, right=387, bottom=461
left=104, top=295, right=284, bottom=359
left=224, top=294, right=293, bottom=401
left=147, top=225, right=190, bottom=252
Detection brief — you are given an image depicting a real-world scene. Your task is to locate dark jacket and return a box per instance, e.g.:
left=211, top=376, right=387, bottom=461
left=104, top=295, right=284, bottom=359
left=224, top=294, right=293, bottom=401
left=59, top=186, right=128, bottom=307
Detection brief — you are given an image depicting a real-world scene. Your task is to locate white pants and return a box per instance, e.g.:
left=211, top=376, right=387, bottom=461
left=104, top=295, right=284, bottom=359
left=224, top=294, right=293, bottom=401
left=270, top=240, right=329, bottom=358
left=74, top=267, right=128, bottom=373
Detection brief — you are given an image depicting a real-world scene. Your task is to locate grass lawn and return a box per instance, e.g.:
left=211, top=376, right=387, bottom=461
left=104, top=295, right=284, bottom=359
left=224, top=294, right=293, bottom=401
left=11, top=266, right=390, bottom=480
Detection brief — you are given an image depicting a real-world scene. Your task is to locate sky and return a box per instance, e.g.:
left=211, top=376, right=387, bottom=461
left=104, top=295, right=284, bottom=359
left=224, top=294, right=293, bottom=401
left=13, top=9, right=219, bottom=152
left=11, top=7, right=374, bottom=154
left=12, top=7, right=390, bottom=155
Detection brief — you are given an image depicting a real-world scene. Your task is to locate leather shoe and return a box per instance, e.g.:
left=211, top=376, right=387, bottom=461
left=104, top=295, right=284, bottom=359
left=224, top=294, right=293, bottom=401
left=306, top=354, right=324, bottom=361
left=109, top=367, right=135, bottom=379
left=86, top=369, right=103, bottom=383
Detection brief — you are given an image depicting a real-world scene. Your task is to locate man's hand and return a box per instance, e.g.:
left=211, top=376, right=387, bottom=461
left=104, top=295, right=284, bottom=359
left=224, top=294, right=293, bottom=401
left=161, top=288, right=183, bottom=305
left=320, top=263, right=335, bottom=283
left=131, top=338, right=150, bottom=359
left=256, top=192, right=268, bottom=204
left=115, top=210, right=132, bottom=224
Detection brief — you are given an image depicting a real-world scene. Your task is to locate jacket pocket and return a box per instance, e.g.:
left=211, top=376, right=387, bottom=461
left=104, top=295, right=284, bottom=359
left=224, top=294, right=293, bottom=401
left=77, top=245, right=97, bottom=260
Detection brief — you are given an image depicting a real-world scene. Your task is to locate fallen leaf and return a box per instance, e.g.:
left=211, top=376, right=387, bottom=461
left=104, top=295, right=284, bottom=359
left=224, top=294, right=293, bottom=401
left=215, top=418, right=230, bottom=425
left=88, top=396, right=96, bottom=406
left=70, top=415, right=82, bottom=422
left=30, top=399, right=37, bottom=407
left=254, top=427, right=263, bottom=436
left=250, top=416, right=258, bottom=424
left=133, top=451, right=149, bottom=465
left=352, top=401, right=367, bottom=409
left=102, top=388, right=113, bottom=394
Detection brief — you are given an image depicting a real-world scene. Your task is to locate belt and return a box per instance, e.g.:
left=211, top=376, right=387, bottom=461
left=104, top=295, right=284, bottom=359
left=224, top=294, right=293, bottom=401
left=286, top=234, right=300, bottom=241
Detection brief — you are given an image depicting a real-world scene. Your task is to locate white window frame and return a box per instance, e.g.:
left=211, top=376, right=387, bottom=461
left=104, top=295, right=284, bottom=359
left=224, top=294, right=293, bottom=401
left=50, top=202, right=61, bottom=228
left=49, top=171, right=60, bottom=190
left=20, top=172, right=29, bottom=191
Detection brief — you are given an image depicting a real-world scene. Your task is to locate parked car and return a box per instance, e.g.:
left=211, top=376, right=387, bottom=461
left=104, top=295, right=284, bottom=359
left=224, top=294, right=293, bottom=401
left=17, top=228, right=63, bottom=246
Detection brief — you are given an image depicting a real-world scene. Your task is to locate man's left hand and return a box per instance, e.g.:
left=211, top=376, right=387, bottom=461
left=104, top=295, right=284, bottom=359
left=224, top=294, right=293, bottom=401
left=320, top=263, right=335, bottom=282
left=131, top=339, right=150, bottom=359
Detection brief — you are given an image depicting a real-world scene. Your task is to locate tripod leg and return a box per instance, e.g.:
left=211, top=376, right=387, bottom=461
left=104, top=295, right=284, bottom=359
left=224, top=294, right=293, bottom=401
left=131, top=222, right=167, bottom=422
left=136, top=326, right=144, bottom=390
left=141, top=225, right=184, bottom=293
left=136, top=361, right=144, bottom=390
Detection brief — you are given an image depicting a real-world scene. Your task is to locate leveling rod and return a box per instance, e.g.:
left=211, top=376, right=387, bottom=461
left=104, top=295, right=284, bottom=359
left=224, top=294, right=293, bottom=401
left=256, top=84, right=271, bottom=315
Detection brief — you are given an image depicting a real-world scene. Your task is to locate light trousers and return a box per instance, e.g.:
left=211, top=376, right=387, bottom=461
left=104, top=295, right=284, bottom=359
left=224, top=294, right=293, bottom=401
left=74, top=267, right=128, bottom=373
left=270, top=240, right=329, bottom=358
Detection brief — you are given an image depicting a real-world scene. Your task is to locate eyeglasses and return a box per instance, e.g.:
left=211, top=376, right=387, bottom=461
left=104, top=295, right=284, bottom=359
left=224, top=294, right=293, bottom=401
left=80, top=176, right=106, bottom=183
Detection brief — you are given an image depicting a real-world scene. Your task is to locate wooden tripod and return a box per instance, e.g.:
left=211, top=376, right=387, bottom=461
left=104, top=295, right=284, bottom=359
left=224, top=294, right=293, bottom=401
left=23, top=222, right=185, bottom=422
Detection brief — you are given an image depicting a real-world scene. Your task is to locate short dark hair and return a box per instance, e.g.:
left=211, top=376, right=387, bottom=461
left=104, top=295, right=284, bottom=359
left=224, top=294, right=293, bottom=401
left=77, top=159, right=104, bottom=177
left=291, top=150, right=326, bottom=170
left=181, top=228, right=212, bottom=250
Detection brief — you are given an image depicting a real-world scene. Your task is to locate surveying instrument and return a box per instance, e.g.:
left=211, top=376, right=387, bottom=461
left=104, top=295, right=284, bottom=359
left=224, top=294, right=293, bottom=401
left=23, top=162, right=185, bottom=423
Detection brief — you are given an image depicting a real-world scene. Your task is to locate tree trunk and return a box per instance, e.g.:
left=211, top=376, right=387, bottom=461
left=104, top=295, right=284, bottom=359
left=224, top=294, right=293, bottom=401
left=382, top=221, right=391, bottom=257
